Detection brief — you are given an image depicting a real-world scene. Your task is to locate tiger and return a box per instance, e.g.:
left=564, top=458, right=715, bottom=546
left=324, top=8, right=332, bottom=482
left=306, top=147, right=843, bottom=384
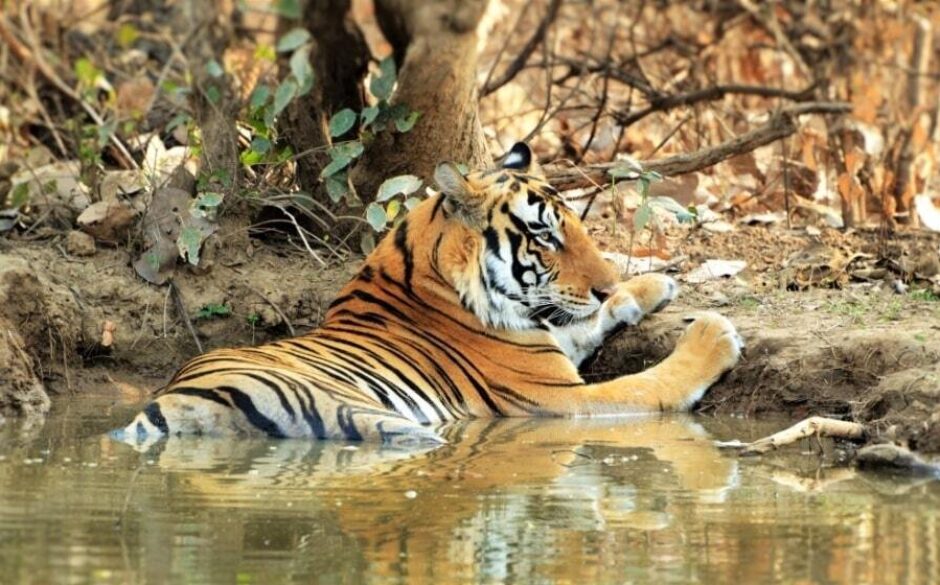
left=114, top=142, right=743, bottom=446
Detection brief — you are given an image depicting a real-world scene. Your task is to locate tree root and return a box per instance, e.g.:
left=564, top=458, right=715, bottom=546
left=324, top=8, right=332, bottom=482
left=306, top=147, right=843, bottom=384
left=716, top=416, right=868, bottom=456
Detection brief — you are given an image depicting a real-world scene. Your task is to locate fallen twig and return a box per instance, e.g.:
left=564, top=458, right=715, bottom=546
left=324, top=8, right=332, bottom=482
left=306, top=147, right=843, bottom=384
left=716, top=416, right=868, bottom=456
left=169, top=281, right=204, bottom=354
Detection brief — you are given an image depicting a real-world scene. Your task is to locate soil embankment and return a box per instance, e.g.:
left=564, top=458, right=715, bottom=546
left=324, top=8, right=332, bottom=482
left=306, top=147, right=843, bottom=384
left=1, top=227, right=939, bottom=457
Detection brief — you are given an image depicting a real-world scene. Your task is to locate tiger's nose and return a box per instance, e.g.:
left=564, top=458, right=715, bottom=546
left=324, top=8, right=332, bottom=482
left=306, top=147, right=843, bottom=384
left=591, top=287, right=614, bottom=303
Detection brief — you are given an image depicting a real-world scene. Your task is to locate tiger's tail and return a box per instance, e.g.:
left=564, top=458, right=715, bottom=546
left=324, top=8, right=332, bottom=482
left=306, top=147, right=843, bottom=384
left=110, top=391, right=446, bottom=448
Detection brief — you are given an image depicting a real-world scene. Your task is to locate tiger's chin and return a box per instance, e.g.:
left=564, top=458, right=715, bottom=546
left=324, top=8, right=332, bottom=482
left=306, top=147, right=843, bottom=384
left=528, top=304, right=597, bottom=327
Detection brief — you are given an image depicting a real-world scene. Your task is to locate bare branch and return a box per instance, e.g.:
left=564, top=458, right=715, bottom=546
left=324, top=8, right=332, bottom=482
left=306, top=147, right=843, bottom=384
left=546, top=101, right=851, bottom=190
left=482, top=0, right=563, bottom=97
left=614, top=83, right=818, bottom=128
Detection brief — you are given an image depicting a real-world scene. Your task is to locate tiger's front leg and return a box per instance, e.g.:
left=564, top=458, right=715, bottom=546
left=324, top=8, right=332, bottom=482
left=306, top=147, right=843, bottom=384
left=550, top=273, right=678, bottom=366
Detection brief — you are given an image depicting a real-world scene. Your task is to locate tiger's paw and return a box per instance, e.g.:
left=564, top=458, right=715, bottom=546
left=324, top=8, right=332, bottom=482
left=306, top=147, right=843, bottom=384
left=622, top=273, right=679, bottom=315
left=603, top=274, right=678, bottom=327
left=676, top=312, right=744, bottom=374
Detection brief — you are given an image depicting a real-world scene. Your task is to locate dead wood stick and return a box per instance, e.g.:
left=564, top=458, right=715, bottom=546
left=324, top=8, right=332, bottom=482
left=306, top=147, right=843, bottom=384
left=716, top=416, right=868, bottom=456
left=169, top=281, right=204, bottom=354
left=546, top=101, right=851, bottom=191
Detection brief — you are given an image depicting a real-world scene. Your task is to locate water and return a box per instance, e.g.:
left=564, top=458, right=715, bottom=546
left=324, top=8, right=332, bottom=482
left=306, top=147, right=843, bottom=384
left=1, top=393, right=938, bottom=585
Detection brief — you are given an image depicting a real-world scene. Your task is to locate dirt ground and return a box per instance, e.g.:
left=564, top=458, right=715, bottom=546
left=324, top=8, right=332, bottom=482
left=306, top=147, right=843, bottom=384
left=1, top=221, right=939, bottom=458
left=588, top=225, right=940, bottom=457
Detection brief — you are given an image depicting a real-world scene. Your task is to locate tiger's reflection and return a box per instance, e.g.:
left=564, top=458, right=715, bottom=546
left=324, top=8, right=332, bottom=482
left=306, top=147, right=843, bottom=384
left=119, top=416, right=737, bottom=581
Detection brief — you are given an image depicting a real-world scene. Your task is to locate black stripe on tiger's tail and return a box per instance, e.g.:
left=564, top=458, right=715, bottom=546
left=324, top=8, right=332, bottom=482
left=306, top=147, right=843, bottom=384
left=144, top=401, right=169, bottom=434
left=336, top=405, right=363, bottom=441
left=215, top=386, right=287, bottom=438
left=161, top=386, right=286, bottom=438
left=290, top=385, right=327, bottom=439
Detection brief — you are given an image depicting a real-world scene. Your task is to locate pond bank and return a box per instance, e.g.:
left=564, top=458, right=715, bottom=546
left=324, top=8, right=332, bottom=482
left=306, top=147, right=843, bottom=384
left=1, top=235, right=939, bottom=462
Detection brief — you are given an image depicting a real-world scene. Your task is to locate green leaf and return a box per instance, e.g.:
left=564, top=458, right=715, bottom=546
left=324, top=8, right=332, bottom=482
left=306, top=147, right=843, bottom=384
left=360, top=106, right=379, bottom=127
left=386, top=199, right=402, bottom=221
left=249, top=85, right=270, bottom=109
left=166, top=112, right=191, bottom=133
left=116, top=23, right=139, bottom=48
left=250, top=137, right=272, bottom=154
left=10, top=182, right=29, bottom=208
left=277, top=28, right=310, bottom=52
left=275, top=146, right=294, bottom=163
left=289, top=46, right=314, bottom=94
left=376, top=174, right=422, bottom=202
left=394, top=110, right=420, bottom=133
left=649, top=196, right=696, bottom=223
left=74, top=57, right=101, bottom=88
left=205, top=84, right=221, bottom=104
left=326, top=174, right=349, bottom=202
left=195, top=303, right=232, bottom=320
left=365, top=202, right=387, bottom=232
left=195, top=191, right=224, bottom=209
left=329, top=108, right=358, bottom=137
left=634, top=203, right=651, bottom=231
left=178, top=226, right=206, bottom=265
left=274, top=0, right=301, bottom=19
left=272, top=78, right=298, bottom=117
left=403, top=196, right=422, bottom=210
left=97, top=119, right=117, bottom=147
left=320, top=155, right=351, bottom=178
left=369, top=56, right=396, bottom=100
left=648, top=196, right=684, bottom=215
left=330, top=141, right=364, bottom=160
left=240, top=149, right=265, bottom=166
left=254, top=43, right=276, bottom=62
left=206, top=59, right=224, bottom=78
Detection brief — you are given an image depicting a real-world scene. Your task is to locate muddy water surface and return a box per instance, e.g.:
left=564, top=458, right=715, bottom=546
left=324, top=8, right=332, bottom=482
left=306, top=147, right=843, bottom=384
left=0, top=393, right=938, bottom=585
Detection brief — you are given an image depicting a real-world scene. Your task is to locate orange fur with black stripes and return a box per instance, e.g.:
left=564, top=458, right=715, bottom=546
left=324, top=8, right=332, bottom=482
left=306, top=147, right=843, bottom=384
left=116, top=143, right=742, bottom=445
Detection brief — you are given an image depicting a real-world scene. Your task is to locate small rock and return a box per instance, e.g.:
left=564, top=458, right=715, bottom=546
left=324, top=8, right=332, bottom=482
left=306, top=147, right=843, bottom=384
left=66, top=230, right=96, bottom=256
left=708, top=291, right=731, bottom=306
left=77, top=199, right=138, bottom=242
left=686, top=259, right=747, bottom=284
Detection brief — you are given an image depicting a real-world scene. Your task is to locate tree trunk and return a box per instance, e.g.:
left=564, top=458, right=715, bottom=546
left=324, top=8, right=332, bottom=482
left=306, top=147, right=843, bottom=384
left=281, top=0, right=370, bottom=197
left=181, top=1, right=241, bottom=196
left=351, top=0, right=492, bottom=200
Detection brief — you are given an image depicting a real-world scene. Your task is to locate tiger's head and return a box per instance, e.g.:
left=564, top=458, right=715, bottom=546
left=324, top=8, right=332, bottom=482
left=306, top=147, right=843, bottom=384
left=429, top=143, right=619, bottom=330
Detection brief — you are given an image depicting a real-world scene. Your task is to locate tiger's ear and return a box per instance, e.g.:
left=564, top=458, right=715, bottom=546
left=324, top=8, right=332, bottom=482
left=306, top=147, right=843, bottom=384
left=502, top=142, right=544, bottom=176
left=502, top=142, right=532, bottom=170
left=434, top=162, right=484, bottom=225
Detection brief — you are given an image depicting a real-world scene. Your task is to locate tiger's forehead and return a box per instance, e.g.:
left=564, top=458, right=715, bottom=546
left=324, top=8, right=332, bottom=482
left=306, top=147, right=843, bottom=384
left=467, top=169, right=568, bottom=226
